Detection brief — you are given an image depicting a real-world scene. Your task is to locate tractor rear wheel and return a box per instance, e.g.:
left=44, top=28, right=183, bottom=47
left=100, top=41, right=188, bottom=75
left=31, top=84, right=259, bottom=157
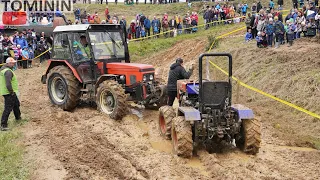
left=236, top=119, right=261, bottom=154
left=171, top=116, right=193, bottom=158
left=158, top=106, right=175, bottom=139
left=96, top=80, right=127, bottom=120
left=47, top=66, right=80, bottom=110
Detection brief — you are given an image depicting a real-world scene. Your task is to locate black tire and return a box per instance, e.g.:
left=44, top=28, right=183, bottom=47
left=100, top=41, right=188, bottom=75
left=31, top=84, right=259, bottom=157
left=145, top=85, right=168, bottom=110
left=171, top=116, right=193, bottom=158
left=96, top=80, right=127, bottom=120
left=158, top=106, right=175, bottom=139
left=47, top=66, right=80, bottom=110
left=236, top=119, right=261, bottom=154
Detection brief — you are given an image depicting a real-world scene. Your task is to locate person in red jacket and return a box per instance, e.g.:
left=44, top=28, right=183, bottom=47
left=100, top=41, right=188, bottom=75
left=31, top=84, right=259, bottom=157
left=105, top=6, right=109, bottom=19
left=130, top=20, right=136, bottom=39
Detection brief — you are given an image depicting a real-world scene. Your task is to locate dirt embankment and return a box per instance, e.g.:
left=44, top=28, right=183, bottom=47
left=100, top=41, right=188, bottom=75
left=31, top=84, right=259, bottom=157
left=18, top=37, right=320, bottom=179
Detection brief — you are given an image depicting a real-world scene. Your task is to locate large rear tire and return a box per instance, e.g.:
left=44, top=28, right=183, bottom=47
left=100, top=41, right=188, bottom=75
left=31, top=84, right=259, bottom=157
left=158, top=106, right=175, bottom=139
left=96, top=80, right=127, bottom=120
left=236, top=119, right=261, bottom=154
left=171, top=116, right=193, bottom=158
left=47, top=66, right=80, bottom=111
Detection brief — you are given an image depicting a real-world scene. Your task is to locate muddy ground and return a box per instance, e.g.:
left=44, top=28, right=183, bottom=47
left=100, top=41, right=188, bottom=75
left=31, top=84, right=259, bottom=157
left=17, top=38, right=320, bottom=179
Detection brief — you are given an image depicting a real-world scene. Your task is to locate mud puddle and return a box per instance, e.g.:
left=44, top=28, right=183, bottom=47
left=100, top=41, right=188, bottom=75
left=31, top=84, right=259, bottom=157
left=186, top=157, right=209, bottom=177
left=150, top=140, right=173, bottom=154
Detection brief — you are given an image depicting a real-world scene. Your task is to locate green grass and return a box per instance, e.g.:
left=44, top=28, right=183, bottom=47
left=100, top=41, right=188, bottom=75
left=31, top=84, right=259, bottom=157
left=0, top=105, right=29, bottom=180
left=129, top=23, right=244, bottom=61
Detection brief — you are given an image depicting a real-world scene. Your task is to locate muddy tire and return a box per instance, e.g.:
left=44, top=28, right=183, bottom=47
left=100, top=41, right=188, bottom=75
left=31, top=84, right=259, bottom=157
left=96, top=80, right=127, bottom=120
left=236, top=119, right=261, bottom=154
left=158, top=106, right=175, bottom=139
left=47, top=66, right=80, bottom=111
left=145, top=85, right=168, bottom=110
left=171, top=116, right=193, bottom=158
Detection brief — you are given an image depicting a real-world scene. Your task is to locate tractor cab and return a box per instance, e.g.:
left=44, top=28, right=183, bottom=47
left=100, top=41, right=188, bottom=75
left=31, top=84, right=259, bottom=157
left=42, top=24, right=167, bottom=120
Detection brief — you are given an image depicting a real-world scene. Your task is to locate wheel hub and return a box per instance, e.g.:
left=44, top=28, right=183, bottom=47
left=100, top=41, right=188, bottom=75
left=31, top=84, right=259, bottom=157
left=100, top=90, right=116, bottom=115
left=51, top=77, right=67, bottom=103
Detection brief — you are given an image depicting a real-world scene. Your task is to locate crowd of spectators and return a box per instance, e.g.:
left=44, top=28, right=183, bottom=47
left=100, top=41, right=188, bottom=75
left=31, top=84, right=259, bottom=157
left=0, top=30, right=51, bottom=68
left=244, top=1, right=319, bottom=48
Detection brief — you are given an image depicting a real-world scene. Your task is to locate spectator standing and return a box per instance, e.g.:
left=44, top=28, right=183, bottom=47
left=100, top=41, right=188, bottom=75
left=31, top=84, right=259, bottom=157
left=144, top=16, right=151, bottom=37
left=242, top=4, right=248, bottom=16
left=278, top=0, right=283, bottom=9
left=269, top=0, right=275, bottom=10
left=287, top=20, right=296, bottom=46
left=293, top=0, right=298, bottom=9
left=151, top=16, right=160, bottom=36
left=0, top=57, right=21, bottom=131
left=257, top=1, right=263, bottom=13
left=21, top=47, right=29, bottom=69
left=245, top=13, right=252, bottom=31
left=296, top=11, right=306, bottom=38
left=266, top=18, right=275, bottom=47
left=14, top=32, right=28, bottom=49
left=274, top=16, right=284, bottom=48
left=169, top=16, right=177, bottom=37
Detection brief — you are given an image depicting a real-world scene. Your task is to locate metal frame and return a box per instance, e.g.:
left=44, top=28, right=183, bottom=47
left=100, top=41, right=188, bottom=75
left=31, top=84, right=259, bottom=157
left=198, top=53, right=233, bottom=108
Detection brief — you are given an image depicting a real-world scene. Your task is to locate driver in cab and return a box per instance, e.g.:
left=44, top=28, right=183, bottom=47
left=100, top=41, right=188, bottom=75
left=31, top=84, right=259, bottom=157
left=73, top=35, right=91, bottom=59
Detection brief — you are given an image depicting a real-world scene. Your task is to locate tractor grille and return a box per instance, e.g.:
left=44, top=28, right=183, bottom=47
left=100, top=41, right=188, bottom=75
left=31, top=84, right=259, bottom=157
left=202, top=81, right=230, bottom=108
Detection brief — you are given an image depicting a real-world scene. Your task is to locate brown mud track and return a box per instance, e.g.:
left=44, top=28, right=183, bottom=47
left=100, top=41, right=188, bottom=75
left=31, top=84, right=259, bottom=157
left=17, top=39, right=320, bottom=179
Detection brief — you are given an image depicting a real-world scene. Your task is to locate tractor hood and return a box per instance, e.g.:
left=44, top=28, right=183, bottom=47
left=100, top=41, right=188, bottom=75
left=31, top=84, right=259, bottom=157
left=106, top=63, right=155, bottom=72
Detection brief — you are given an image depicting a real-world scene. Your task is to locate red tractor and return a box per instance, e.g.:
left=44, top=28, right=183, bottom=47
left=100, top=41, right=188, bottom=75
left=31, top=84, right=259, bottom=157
left=41, top=24, right=167, bottom=119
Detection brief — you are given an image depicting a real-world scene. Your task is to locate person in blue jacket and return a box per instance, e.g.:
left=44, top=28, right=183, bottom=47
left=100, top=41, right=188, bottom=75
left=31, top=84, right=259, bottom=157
left=269, top=0, right=275, bottom=10
left=265, top=18, right=275, bottom=47
left=242, top=4, right=248, bottom=16
left=245, top=28, right=253, bottom=42
left=14, top=32, right=28, bottom=48
left=144, top=16, right=151, bottom=37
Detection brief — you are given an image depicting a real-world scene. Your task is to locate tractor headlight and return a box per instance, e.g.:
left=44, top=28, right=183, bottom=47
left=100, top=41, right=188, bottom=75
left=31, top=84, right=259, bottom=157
left=119, top=75, right=125, bottom=82
left=143, top=75, right=147, bottom=82
left=149, top=74, right=154, bottom=81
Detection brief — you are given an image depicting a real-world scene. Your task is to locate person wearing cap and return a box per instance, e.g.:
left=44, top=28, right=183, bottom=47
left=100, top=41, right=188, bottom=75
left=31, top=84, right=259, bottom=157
left=167, top=58, right=195, bottom=106
left=0, top=57, right=21, bottom=131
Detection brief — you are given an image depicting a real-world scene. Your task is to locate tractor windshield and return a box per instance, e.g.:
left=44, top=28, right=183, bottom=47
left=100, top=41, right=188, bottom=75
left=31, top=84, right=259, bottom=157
left=89, top=31, right=125, bottom=60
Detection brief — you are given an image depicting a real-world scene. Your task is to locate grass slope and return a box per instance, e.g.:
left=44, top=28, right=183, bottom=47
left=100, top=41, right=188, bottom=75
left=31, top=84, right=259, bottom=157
left=209, top=36, right=320, bottom=149
left=0, top=104, right=29, bottom=180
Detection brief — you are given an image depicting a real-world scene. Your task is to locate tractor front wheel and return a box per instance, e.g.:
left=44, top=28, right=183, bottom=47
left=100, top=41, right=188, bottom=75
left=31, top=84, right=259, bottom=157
left=171, top=116, right=193, bottom=158
left=236, top=119, right=261, bottom=154
left=96, top=80, right=128, bottom=120
left=158, top=106, right=175, bottom=139
left=47, top=66, right=80, bottom=110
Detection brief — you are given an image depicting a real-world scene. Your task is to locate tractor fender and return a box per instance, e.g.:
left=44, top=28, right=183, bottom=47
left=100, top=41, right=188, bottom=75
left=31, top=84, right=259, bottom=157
left=95, top=75, right=118, bottom=90
left=41, top=60, right=83, bottom=84
left=231, top=104, right=255, bottom=120
left=178, top=107, right=201, bottom=121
